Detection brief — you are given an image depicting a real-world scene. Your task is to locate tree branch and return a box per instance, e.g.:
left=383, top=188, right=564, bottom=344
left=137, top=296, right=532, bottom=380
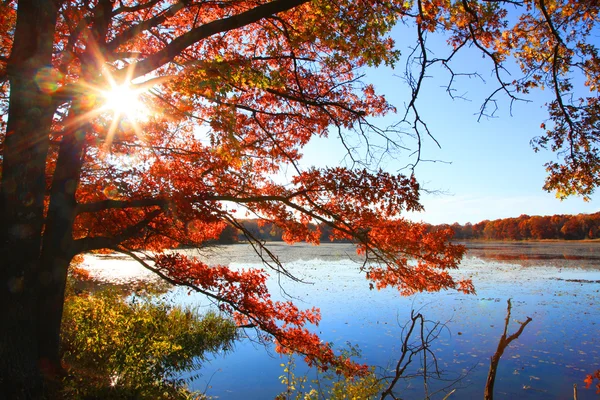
left=116, top=0, right=311, bottom=81
left=72, top=208, right=163, bottom=253
left=106, top=1, right=187, bottom=54
left=484, top=299, right=532, bottom=400
left=53, top=0, right=311, bottom=102
left=112, top=0, right=163, bottom=15
left=76, top=198, right=168, bottom=214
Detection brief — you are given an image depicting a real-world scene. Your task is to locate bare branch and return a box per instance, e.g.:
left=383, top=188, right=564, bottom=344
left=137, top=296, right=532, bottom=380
left=380, top=310, right=468, bottom=400
left=484, top=299, right=532, bottom=400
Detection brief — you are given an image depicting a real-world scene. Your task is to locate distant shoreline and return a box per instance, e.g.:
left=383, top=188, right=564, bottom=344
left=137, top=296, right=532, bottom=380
left=455, top=238, right=600, bottom=243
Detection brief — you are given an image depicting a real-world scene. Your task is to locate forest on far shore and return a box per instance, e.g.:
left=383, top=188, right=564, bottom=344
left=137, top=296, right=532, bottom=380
left=214, top=212, right=600, bottom=244
left=436, top=212, right=600, bottom=241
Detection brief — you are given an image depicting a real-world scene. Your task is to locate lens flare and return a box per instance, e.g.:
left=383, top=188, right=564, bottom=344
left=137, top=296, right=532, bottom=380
left=101, top=84, right=149, bottom=122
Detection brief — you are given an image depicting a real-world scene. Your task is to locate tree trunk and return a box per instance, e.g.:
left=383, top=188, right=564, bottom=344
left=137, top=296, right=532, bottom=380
left=37, top=113, right=88, bottom=383
left=0, top=1, right=59, bottom=397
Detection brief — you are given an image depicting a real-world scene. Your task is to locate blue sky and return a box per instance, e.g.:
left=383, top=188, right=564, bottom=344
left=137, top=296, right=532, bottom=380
left=300, top=26, right=599, bottom=225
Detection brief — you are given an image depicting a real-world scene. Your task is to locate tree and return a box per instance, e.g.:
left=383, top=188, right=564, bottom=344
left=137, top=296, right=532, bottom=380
left=517, top=215, right=531, bottom=240
left=473, top=220, right=489, bottom=239
left=0, top=0, right=598, bottom=397
left=561, top=215, right=586, bottom=239
left=528, top=215, right=555, bottom=239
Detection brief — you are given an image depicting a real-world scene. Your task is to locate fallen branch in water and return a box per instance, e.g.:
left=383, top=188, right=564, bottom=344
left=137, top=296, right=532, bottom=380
left=484, top=299, right=532, bottom=400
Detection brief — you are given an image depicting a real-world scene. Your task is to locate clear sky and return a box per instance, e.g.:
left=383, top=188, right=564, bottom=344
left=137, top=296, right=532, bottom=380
left=299, top=25, right=599, bottom=225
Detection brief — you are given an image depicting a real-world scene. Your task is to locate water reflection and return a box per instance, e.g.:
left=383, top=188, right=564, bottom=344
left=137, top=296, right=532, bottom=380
left=462, top=241, right=600, bottom=269
left=81, top=242, right=600, bottom=399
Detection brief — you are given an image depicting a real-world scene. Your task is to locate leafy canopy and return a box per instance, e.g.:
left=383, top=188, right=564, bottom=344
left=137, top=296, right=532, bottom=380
left=0, top=0, right=598, bottom=376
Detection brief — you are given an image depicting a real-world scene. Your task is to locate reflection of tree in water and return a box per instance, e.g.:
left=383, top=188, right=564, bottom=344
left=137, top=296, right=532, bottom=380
left=464, top=242, right=600, bottom=269
left=379, top=310, right=473, bottom=400
left=380, top=301, right=532, bottom=400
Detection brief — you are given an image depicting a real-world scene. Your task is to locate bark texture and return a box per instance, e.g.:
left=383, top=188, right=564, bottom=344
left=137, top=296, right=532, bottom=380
left=0, top=1, right=60, bottom=397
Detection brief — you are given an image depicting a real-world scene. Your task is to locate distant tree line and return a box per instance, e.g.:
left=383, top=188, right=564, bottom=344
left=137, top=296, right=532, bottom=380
left=215, top=220, right=341, bottom=244
left=215, top=213, right=600, bottom=244
left=432, top=212, right=600, bottom=241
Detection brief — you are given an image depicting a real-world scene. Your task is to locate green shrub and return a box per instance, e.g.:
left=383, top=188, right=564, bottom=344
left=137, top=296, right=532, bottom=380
left=277, top=344, right=384, bottom=400
left=60, top=289, right=238, bottom=399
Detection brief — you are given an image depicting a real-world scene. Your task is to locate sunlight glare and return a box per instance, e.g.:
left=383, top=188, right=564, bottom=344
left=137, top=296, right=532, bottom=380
left=102, top=83, right=149, bottom=121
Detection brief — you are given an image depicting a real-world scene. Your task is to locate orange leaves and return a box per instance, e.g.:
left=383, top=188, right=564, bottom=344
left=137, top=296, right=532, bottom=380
left=3, top=0, right=600, bottom=388
left=153, top=253, right=366, bottom=376
left=215, top=166, right=471, bottom=296
left=0, top=0, right=15, bottom=63
left=291, top=168, right=423, bottom=220
left=412, top=0, right=600, bottom=198
left=585, top=369, right=600, bottom=394
left=362, top=220, right=473, bottom=295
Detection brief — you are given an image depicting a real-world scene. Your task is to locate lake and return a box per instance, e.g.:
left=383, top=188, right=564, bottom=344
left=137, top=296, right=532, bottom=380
left=82, top=241, right=600, bottom=399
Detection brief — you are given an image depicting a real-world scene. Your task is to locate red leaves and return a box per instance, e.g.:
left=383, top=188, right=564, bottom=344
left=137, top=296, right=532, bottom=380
left=292, top=168, right=423, bottom=219
left=585, top=369, right=600, bottom=393
left=153, top=253, right=366, bottom=376
left=362, top=221, right=473, bottom=295
left=9, top=0, right=477, bottom=380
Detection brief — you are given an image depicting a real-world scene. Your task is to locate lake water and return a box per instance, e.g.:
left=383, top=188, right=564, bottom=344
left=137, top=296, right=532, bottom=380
left=82, top=242, right=600, bottom=399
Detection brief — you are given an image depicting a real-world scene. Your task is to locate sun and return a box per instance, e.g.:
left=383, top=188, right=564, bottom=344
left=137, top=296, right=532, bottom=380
left=96, top=80, right=156, bottom=150
left=101, top=83, right=150, bottom=121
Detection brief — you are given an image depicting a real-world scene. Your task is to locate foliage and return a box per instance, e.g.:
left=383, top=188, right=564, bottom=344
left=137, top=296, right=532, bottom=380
left=436, top=211, right=600, bottom=240
left=276, top=344, right=384, bottom=400
left=401, top=0, right=600, bottom=199
left=60, top=288, right=238, bottom=399
left=1, top=0, right=600, bottom=394
left=148, top=252, right=376, bottom=376
left=585, top=370, right=600, bottom=394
